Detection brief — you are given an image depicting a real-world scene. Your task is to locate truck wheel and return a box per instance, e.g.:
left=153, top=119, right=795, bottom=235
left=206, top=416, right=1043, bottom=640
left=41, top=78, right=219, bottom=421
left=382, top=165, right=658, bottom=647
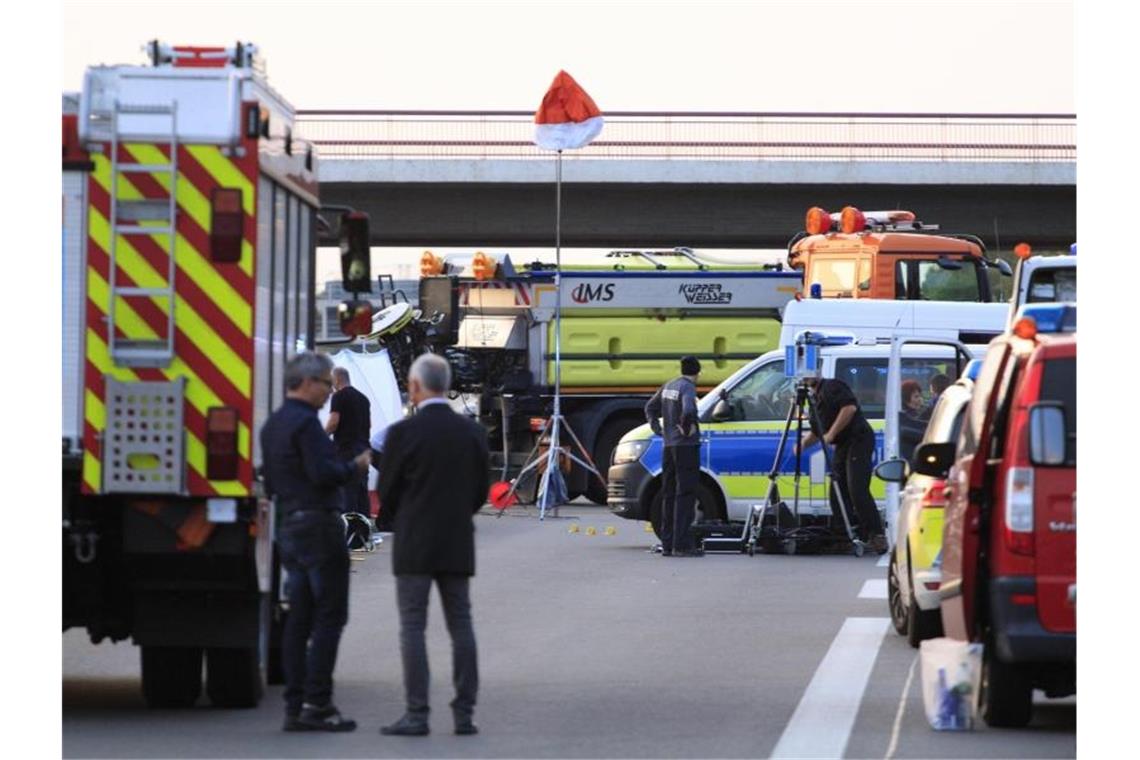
left=648, top=481, right=722, bottom=540
left=585, top=420, right=639, bottom=505
left=141, top=646, right=203, bottom=708
left=980, top=637, right=1033, bottom=727
left=206, top=647, right=263, bottom=708
left=888, top=550, right=909, bottom=636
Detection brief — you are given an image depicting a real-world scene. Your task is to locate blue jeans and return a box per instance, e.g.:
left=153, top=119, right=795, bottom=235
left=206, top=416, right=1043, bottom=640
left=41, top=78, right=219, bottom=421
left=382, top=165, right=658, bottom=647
left=277, top=510, right=350, bottom=715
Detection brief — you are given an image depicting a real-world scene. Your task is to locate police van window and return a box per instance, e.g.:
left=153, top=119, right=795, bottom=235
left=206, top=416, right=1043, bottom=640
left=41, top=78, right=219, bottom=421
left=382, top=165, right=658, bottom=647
left=1027, top=267, right=1077, bottom=303
left=834, top=357, right=961, bottom=418
left=812, top=259, right=858, bottom=296
left=722, top=360, right=791, bottom=421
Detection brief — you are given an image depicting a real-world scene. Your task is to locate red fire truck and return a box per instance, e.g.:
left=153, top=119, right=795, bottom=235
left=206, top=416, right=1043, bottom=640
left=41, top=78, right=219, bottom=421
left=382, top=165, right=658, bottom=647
left=62, top=42, right=327, bottom=708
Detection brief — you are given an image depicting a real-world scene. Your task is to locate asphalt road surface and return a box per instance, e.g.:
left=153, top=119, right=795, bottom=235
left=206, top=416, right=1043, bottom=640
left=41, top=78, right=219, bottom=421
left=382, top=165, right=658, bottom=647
left=63, top=505, right=1075, bottom=759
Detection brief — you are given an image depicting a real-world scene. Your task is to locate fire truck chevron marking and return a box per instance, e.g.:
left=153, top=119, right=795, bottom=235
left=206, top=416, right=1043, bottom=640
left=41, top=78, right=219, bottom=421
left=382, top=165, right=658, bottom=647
left=85, top=213, right=252, bottom=398
left=91, top=154, right=254, bottom=338
left=186, top=145, right=256, bottom=216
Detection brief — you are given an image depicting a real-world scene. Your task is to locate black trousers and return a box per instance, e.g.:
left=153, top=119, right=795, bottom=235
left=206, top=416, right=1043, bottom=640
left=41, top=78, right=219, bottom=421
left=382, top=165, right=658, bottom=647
left=277, top=511, right=350, bottom=715
left=660, top=445, right=700, bottom=552
left=395, top=574, right=479, bottom=720
left=831, top=428, right=883, bottom=541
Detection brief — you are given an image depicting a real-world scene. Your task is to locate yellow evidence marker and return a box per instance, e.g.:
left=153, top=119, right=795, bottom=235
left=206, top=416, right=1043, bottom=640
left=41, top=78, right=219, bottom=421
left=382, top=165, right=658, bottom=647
left=585, top=526, right=597, bottom=536
left=604, top=526, right=617, bottom=536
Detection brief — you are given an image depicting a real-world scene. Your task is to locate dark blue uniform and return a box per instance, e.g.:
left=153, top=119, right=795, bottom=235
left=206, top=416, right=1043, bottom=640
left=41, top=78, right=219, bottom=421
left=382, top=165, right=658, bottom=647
left=261, top=398, right=359, bottom=717
left=811, top=379, right=882, bottom=541
left=645, top=376, right=701, bottom=554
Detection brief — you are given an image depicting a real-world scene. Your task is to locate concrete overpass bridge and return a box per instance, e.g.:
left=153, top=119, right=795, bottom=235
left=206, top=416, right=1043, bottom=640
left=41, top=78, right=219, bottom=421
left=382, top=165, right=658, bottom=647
left=295, top=111, right=1076, bottom=250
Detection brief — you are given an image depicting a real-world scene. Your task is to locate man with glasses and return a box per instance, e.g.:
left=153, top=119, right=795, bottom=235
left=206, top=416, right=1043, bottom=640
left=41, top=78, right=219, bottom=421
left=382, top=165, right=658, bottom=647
left=261, top=352, right=371, bottom=732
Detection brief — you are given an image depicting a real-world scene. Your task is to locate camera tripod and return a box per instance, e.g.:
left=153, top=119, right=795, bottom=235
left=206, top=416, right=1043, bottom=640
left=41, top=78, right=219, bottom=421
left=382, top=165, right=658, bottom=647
left=750, top=380, right=867, bottom=557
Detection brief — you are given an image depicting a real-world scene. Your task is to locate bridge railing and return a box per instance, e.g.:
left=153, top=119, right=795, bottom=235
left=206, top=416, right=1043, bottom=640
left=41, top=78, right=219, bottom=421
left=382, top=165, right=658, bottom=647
left=295, top=111, right=1075, bottom=162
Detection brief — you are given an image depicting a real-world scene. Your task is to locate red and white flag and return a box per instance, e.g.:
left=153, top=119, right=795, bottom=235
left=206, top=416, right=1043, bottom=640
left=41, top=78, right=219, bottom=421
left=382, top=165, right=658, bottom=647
left=533, top=70, right=603, bottom=151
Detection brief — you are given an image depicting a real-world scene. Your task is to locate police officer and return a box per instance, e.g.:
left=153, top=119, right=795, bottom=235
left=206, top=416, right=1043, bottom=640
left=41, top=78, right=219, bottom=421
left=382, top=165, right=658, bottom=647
left=260, top=352, right=371, bottom=732
left=797, top=375, right=888, bottom=554
left=645, top=356, right=703, bottom=557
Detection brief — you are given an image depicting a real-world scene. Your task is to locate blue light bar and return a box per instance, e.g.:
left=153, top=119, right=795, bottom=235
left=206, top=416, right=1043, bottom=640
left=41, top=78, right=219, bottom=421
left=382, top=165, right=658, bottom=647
left=794, top=330, right=855, bottom=347
left=1070, top=243, right=1077, bottom=256
left=964, top=359, right=983, bottom=381
left=1013, top=304, right=1077, bottom=334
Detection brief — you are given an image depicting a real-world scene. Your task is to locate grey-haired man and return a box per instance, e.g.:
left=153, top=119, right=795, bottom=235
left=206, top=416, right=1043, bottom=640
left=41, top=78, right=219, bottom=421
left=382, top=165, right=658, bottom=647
left=261, top=352, right=371, bottom=732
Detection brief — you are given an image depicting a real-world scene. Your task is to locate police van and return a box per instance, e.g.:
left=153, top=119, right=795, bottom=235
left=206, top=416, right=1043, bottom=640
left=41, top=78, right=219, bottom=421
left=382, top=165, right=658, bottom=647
left=607, top=340, right=980, bottom=537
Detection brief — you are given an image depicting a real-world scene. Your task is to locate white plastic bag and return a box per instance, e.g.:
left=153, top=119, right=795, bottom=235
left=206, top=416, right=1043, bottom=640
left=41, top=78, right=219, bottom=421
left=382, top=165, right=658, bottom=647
left=919, top=638, right=983, bottom=731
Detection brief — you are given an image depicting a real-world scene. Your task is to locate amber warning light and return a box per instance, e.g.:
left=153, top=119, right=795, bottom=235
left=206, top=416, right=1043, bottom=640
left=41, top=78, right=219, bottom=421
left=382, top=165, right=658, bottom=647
left=805, top=207, right=832, bottom=235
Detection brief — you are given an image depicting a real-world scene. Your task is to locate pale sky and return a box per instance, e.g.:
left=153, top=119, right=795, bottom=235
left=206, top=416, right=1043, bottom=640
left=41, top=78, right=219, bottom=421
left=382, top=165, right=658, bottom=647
left=62, top=1, right=1074, bottom=113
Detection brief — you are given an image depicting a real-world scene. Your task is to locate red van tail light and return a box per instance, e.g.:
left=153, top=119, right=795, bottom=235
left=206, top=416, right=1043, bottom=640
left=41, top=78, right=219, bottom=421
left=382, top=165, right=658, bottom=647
left=206, top=406, right=239, bottom=480
left=920, top=479, right=948, bottom=509
left=1004, top=466, right=1035, bottom=556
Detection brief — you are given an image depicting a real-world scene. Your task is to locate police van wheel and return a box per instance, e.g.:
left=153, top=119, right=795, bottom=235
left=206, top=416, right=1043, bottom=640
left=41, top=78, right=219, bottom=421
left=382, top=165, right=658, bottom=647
left=206, top=647, right=263, bottom=708
left=141, top=646, right=202, bottom=708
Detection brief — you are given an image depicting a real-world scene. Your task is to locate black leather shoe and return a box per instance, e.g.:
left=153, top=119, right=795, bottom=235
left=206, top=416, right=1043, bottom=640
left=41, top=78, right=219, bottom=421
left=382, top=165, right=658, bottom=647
left=661, top=548, right=673, bottom=557
left=380, top=714, right=430, bottom=736
left=282, top=714, right=304, bottom=732
left=295, top=704, right=357, bottom=732
left=675, top=547, right=705, bottom=557
left=455, top=720, right=479, bottom=735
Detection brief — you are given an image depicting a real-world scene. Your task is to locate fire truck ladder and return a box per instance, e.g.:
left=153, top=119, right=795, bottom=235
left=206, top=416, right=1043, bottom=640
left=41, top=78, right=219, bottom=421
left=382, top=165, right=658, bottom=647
left=106, top=100, right=179, bottom=368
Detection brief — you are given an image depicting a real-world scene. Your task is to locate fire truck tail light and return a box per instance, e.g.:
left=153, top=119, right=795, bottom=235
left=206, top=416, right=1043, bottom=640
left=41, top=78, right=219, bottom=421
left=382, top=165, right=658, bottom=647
left=805, top=207, right=831, bottom=235
left=210, top=188, right=244, bottom=262
left=206, top=407, right=239, bottom=480
left=840, top=206, right=866, bottom=234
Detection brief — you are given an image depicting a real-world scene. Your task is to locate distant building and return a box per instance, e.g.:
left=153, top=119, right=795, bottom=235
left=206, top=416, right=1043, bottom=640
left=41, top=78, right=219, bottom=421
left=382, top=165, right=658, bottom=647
left=314, top=277, right=419, bottom=342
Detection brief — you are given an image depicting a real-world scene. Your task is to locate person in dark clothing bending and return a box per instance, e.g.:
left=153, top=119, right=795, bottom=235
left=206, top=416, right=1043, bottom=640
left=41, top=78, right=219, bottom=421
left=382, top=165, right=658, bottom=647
left=261, top=352, right=371, bottom=732
left=645, top=356, right=704, bottom=557
left=797, top=376, right=888, bottom=554
left=325, top=366, right=371, bottom=515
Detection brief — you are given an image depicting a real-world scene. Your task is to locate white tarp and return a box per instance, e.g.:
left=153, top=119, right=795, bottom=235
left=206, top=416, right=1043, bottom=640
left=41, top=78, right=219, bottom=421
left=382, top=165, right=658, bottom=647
left=318, top=349, right=406, bottom=487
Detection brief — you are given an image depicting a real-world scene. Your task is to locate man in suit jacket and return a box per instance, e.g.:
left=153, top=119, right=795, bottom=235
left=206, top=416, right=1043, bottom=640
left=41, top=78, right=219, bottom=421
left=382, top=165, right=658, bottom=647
left=377, top=353, right=489, bottom=737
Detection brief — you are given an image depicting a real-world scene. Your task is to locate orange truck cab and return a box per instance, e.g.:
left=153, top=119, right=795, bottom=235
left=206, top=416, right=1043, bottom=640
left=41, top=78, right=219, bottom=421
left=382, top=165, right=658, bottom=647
left=787, top=207, right=1012, bottom=302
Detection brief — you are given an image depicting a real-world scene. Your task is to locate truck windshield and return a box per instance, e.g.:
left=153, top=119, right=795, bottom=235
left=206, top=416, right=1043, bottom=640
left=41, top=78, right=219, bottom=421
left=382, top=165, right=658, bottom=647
left=896, top=259, right=984, bottom=301
left=810, top=259, right=871, bottom=297
left=1027, top=267, right=1077, bottom=303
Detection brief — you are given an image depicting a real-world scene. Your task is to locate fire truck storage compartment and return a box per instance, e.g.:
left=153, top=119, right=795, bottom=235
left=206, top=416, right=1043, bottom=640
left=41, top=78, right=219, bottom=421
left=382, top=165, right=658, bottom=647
left=547, top=316, right=781, bottom=386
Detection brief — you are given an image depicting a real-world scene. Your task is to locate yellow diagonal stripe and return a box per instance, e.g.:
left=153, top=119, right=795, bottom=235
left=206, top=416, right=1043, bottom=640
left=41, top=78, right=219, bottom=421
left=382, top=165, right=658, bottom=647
left=93, top=152, right=253, bottom=336
left=185, top=146, right=255, bottom=216
left=87, top=274, right=252, bottom=461
left=88, top=208, right=251, bottom=397
left=123, top=144, right=254, bottom=280
left=83, top=451, right=102, bottom=493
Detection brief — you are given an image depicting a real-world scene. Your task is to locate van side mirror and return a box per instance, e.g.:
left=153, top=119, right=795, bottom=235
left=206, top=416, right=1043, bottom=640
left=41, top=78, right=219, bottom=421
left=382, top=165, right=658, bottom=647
left=874, top=458, right=910, bottom=483
left=339, top=211, right=372, bottom=294
left=912, top=441, right=956, bottom=478
left=1029, top=402, right=1067, bottom=466
left=711, top=398, right=733, bottom=422
left=995, top=259, right=1013, bottom=277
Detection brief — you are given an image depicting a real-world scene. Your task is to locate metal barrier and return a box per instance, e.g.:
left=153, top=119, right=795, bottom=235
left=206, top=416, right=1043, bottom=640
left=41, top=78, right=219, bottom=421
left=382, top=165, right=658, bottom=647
left=295, top=111, right=1075, bottom=162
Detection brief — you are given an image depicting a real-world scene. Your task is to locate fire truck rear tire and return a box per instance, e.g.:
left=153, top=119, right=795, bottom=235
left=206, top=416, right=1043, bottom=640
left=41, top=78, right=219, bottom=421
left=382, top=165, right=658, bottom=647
left=206, top=647, right=263, bottom=708
left=140, top=646, right=203, bottom=708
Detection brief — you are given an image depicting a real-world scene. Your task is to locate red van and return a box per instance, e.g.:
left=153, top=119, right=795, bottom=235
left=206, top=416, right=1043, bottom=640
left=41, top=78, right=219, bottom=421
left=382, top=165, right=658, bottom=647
left=912, top=304, right=1075, bottom=727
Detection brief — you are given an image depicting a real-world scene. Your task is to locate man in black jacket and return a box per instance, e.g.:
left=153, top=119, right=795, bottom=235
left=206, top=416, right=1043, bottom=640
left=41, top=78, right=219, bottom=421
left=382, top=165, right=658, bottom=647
left=325, top=366, right=372, bottom=515
left=260, top=352, right=371, bottom=732
left=377, top=353, right=489, bottom=737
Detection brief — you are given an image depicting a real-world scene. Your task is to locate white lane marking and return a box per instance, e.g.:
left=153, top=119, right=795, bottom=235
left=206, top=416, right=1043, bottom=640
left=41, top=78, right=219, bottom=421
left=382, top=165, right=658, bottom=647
left=859, top=579, right=889, bottom=599
left=771, top=617, right=891, bottom=759
left=877, top=553, right=890, bottom=567
left=884, top=654, right=918, bottom=760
